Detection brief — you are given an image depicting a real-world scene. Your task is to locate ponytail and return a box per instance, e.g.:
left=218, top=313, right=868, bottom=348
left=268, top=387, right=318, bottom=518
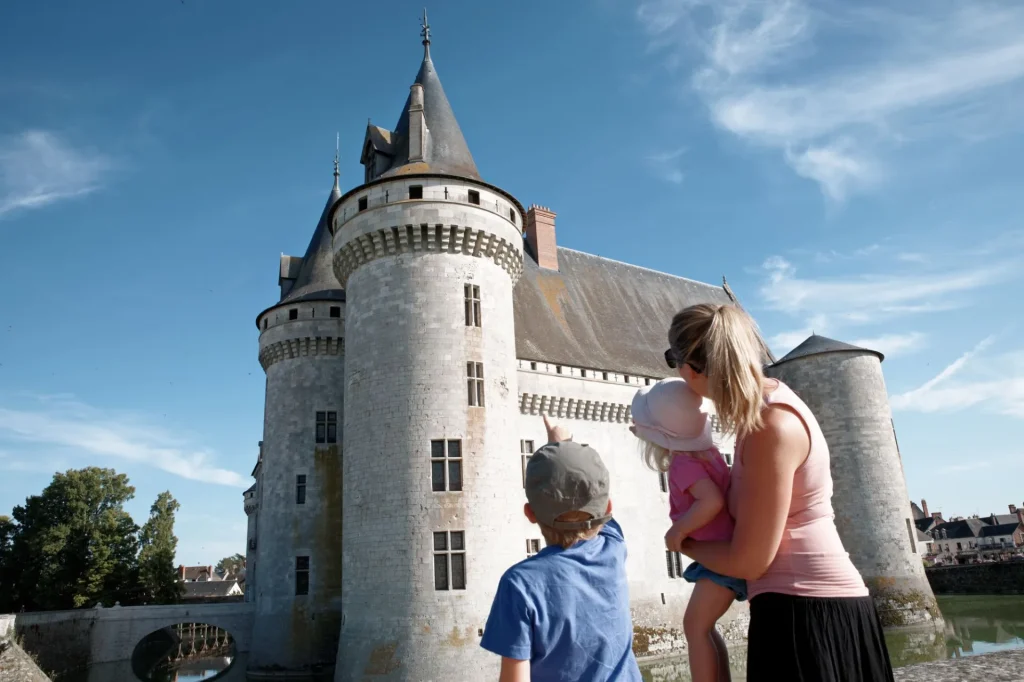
left=668, top=304, right=770, bottom=438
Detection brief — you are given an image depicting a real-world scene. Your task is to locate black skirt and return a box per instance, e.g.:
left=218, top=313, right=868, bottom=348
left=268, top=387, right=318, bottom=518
left=747, top=593, right=895, bottom=682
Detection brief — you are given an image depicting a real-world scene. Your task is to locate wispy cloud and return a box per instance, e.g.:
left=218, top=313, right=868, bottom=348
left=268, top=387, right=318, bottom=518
left=850, top=332, right=927, bottom=358
left=0, top=130, right=112, bottom=219
left=891, top=337, right=1024, bottom=418
left=635, top=0, right=1024, bottom=201
left=938, top=461, right=992, bottom=474
left=646, top=146, right=687, bottom=184
left=0, top=396, right=247, bottom=486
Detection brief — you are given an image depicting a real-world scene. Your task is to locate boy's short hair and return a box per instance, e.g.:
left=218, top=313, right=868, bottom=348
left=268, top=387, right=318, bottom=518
left=538, top=511, right=606, bottom=549
left=525, top=441, right=612, bottom=548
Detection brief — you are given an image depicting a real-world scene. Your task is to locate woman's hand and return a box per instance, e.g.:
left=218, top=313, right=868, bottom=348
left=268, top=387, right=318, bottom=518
left=543, top=414, right=573, bottom=443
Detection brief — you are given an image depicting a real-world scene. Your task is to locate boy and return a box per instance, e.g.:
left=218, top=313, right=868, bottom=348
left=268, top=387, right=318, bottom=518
left=480, top=416, right=643, bottom=682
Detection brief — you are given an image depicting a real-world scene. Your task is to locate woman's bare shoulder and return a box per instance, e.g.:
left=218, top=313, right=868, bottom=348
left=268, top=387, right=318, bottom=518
left=744, top=404, right=810, bottom=467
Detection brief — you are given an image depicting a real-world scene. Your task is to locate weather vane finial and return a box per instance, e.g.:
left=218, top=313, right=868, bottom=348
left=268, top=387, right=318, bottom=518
left=333, top=132, right=340, bottom=189
left=420, top=8, right=431, bottom=49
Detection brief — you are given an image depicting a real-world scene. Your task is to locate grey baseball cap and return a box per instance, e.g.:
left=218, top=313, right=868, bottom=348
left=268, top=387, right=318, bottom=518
left=525, top=441, right=612, bottom=530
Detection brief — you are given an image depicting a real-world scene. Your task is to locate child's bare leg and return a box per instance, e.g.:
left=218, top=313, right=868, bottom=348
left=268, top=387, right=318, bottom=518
left=710, top=627, right=731, bottom=682
left=683, top=579, right=735, bottom=682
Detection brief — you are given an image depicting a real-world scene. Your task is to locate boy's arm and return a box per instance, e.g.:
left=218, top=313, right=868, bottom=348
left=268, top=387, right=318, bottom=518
left=665, top=478, right=724, bottom=551
left=499, top=657, right=530, bottom=682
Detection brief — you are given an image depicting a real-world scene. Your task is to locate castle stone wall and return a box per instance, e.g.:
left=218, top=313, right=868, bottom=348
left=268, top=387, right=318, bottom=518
left=249, top=311, right=345, bottom=671
left=765, top=352, right=940, bottom=626
left=335, top=188, right=524, bottom=681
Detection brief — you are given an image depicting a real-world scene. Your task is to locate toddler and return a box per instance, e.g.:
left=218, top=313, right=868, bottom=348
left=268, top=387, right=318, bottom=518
left=630, top=378, right=746, bottom=682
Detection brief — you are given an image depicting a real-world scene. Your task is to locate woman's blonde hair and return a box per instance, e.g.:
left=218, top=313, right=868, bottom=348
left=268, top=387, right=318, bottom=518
left=668, top=304, right=771, bottom=439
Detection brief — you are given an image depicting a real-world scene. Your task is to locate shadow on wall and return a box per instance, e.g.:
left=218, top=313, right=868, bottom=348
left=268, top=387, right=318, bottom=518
left=131, top=622, right=235, bottom=682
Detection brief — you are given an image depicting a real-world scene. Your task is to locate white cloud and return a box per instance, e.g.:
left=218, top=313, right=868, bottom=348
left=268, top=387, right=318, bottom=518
left=0, top=396, right=247, bottom=487
left=646, top=146, right=687, bottom=184
left=784, top=139, right=878, bottom=202
left=0, top=131, right=112, bottom=219
left=636, top=0, right=1024, bottom=201
left=850, top=332, right=927, bottom=358
left=760, top=256, right=1009, bottom=319
left=938, top=461, right=991, bottom=474
left=891, top=338, right=1024, bottom=418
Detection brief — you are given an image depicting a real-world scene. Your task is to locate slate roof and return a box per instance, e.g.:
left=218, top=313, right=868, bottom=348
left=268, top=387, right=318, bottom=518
left=179, top=565, right=217, bottom=582
left=915, top=517, right=938, bottom=533
left=183, top=580, right=242, bottom=599
left=911, top=501, right=925, bottom=520
left=511, top=247, right=735, bottom=378
left=983, top=513, right=1020, bottom=526
left=932, top=518, right=988, bottom=539
left=279, top=177, right=345, bottom=304
left=772, top=334, right=884, bottom=368
left=376, top=43, right=480, bottom=180
left=980, top=522, right=1022, bottom=537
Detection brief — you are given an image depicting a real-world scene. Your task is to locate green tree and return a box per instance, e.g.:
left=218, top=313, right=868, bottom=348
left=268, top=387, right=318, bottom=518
left=138, top=491, right=184, bottom=604
left=10, top=467, right=140, bottom=610
left=0, top=515, right=16, bottom=611
left=215, top=553, right=245, bottom=580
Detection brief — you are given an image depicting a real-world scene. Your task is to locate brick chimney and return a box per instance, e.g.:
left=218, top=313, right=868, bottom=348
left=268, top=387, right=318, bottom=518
left=1017, top=509, right=1024, bottom=525
left=526, top=205, right=558, bottom=271
left=1010, top=504, right=1018, bottom=514
left=921, top=499, right=929, bottom=518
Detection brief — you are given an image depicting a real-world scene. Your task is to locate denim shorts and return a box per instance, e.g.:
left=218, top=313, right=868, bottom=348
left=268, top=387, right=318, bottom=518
left=683, top=561, right=748, bottom=601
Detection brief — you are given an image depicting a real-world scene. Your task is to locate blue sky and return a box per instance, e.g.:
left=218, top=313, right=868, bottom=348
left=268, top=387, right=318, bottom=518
left=0, top=0, right=1022, bottom=565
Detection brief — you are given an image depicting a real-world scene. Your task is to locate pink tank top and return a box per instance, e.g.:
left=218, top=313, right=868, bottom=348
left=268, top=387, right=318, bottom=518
left=728, top=380, right=868, bottom=599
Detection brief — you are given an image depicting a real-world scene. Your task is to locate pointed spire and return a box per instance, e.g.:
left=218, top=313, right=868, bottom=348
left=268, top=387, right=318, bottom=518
left=420, top=8, right=431, bottom=57
left=333, top=133, right=340, bottom=192
left=279, top=162, right=345, bottom=303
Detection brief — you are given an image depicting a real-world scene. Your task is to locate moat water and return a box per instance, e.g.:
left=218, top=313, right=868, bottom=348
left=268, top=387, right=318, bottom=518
left=68, top=596, right=1024, bottom=682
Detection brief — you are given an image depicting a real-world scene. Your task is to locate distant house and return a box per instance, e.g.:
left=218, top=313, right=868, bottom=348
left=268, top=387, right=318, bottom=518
left=926, top=505, right=1024, bottom=563
left=178, top=565, right=221, bottom=582
left=911, top=499, right=944, bottom=534
left=182, top=580, right=243, bottom=602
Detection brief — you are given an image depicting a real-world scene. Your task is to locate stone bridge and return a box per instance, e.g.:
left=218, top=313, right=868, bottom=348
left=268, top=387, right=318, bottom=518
left=11, top=601, right=254, bottom=671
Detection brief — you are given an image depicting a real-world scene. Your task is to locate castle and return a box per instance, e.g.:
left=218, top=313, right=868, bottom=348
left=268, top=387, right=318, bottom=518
left=241, top=21, right=939, bottom=680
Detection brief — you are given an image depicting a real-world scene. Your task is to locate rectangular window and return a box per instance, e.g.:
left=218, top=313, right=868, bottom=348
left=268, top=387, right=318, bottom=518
left=602, top=372, right=609, bottom=381
left=468, top=190, right=480, bottom=205
left=530, top=362, right=537, bottom=370
left=467, top=362, right=484, bottom=407
left=329, top=306, right=341, bottom=318
left=581, top=369, right=587, bottom=378
left=296, top=474, right=307, bottom=505
left=358, top=196, right=368, bottom=211
left=645, top=377, right=651, bottom=386
left=262, top=319, right=268, bottom=330
left=658, top=471, right=669, bottom=494
left=433, top=531, right=466, bottom=590
left=624, top=375, right=630, bottom=384
left=315, top=411, right=338, bottom=444
left=956, top=542, right=962, bottom=551
left=289, top=309, right=298, bottom=320
left=666, top=551, right=684, bottom=579
left=295, top=556, right=310, bottom=595
left=555, top=365, right=563, bottom=374
left=520, top=439, right=534, bottom=488
left=526, top=539, right=541, bottom=557
left=906, top=518, right=917, bottom=553
left=409, top=185, right=423, bottom=200
left=430, top=439, right=463, bottom=492
left=509, top=208, right=516, bottom=223
left=464, top=284, right=481, bottom=327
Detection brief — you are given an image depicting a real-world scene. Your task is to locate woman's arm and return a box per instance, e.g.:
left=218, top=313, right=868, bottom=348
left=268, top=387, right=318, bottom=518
left=679, top=405, right=808, bottom=581
left=665, top=478, right=723, bottom=551
left=499, top=657, right=530, bottom=682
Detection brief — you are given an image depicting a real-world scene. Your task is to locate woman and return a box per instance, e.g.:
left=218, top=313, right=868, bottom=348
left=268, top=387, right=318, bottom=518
left=667, top=303, right=894, bottom=682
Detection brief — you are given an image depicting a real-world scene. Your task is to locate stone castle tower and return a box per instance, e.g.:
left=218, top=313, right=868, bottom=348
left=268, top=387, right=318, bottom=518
left=766, top=335, right=940, bottom=626
left=244, top=20, right=939, bottom=681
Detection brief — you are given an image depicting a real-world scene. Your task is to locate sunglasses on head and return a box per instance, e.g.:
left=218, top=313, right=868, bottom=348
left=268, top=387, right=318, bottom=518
left=664, top=348, right=678, bottom=369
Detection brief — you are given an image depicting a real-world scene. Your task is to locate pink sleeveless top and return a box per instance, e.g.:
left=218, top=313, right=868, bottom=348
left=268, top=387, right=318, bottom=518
left=728, top=380, right=868, bottom=599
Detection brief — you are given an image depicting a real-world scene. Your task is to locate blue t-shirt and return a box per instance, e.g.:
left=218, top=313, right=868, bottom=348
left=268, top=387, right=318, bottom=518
left=480, top=519, right=642, bottom=681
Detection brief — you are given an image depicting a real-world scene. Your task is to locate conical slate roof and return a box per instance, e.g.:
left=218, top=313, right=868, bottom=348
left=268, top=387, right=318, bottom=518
left=378, top=43, right=480, bottom=180
left=280, top=176, right=344, bottom=304
left=772, top=334, right=884, bottom=367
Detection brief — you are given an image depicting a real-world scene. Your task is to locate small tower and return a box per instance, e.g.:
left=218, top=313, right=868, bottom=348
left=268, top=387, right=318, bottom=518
left=248, top=161, right=346, bottom=672
left=242, top=442, right=261, bottom=603
left=332, top=19, right=526, bottom=682
left=765, top=335, right=941, bottom=626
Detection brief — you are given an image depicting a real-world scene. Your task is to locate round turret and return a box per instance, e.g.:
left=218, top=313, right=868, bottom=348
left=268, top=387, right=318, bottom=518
left=766, top=335, right=941, bottom=626
left=332, top=167, right=524, bottom=678
left=247, top=179, right=347, bottom=673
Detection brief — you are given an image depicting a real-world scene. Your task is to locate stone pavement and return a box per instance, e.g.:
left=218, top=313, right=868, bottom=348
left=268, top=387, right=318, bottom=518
left=894, top=649, right=1024, bottom=682
left=0, top=640, right=51, bottom=682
